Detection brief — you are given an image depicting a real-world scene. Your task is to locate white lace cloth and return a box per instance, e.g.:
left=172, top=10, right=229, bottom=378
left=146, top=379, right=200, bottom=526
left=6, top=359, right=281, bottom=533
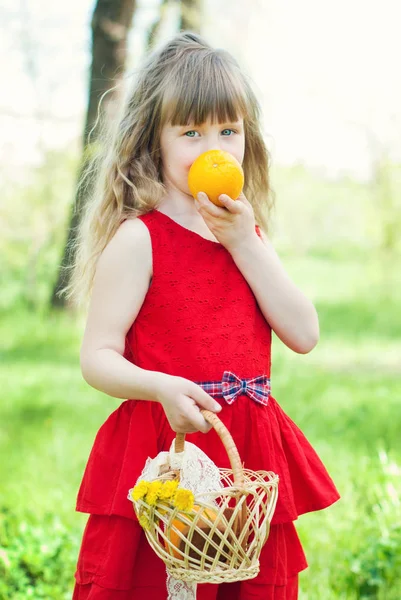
left=134, top=439, right=223, bottom=600
left=167, top=572, right=197, bottom=600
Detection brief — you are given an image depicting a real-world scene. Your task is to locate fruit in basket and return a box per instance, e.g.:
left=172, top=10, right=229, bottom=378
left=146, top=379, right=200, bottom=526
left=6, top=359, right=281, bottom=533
left=165, top=505, right=234, bottom=561
left=188, top=149, right=244, bottom=207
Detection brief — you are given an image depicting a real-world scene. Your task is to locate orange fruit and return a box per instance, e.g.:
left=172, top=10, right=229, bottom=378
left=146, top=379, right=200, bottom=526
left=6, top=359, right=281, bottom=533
left=164, top=505, right=225, bottom=560
left=188, top=150, right=244, bottom=207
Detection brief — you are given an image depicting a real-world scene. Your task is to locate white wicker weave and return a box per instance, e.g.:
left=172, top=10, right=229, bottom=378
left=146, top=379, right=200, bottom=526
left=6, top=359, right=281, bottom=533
left=130, top=409, right=279, bottom=585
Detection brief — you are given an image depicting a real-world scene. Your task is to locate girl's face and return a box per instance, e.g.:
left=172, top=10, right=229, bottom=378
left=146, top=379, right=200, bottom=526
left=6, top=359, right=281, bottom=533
left=159, top=116, right=245, bottom=201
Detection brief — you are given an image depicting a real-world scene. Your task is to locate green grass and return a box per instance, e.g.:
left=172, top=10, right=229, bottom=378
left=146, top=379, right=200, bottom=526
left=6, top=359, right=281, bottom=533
left=1, top=253, right=400, bottom=598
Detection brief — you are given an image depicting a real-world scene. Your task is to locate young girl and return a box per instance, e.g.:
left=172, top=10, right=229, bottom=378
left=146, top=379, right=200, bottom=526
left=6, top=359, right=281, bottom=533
left=68, top=31, right=340, bottom=600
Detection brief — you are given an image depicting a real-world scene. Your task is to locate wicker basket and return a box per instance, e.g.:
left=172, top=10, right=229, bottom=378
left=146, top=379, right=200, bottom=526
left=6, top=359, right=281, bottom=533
left=132, top=409, right=279, bottom=584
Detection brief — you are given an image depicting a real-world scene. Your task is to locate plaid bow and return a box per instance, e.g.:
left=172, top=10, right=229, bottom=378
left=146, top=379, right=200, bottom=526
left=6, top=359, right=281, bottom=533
left=196, top=370, right=271, bottom=406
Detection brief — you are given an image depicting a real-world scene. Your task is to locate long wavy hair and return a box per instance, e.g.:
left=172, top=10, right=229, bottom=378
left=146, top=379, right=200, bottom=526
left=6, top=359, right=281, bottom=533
left=64, top=31, right=275, bottom=308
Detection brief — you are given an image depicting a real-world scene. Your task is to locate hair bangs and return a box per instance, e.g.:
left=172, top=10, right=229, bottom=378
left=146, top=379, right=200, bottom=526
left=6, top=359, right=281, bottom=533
left=161, top=51, right=249, bottom=127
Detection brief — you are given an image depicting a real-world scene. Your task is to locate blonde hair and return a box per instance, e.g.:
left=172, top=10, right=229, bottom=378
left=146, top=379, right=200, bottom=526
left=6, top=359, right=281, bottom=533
left=63, top=31, right=275, bottom=308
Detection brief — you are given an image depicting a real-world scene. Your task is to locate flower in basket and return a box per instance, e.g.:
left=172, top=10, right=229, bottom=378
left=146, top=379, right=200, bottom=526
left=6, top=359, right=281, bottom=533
left=136, top=481, right=223, bottom=562
left=130, top=479, right=196, bottom=532
left=146, top=480, right=163, bottom=505
left=159, top=480, right=179, bottom=501
left=131, top=480, right=150, bottom=501
left=173, top=488, right=195, bottom=512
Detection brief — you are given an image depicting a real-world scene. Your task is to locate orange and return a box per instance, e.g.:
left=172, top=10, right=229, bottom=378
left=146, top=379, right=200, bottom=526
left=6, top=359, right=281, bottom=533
left=188, top=149, right=244, bottom=207
left=164, top=504, right=223, bottom=560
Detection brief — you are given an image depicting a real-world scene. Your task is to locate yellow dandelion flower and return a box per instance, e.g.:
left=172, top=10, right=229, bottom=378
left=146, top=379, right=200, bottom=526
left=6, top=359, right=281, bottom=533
left=132, top=480, right=150, bottom=501
left=173, top=488, right=195, bottom=512
left=159, top=480, right=179, bottom=500
left=145, top=480, right=163, bottom=506
left=138, top=512, right=151, bottom=530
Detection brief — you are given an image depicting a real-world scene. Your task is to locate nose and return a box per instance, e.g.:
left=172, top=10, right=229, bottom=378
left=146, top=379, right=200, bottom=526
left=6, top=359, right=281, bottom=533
left=204, top=132, right=223, bottom=153
left=203, top=143, right=223, bottom=156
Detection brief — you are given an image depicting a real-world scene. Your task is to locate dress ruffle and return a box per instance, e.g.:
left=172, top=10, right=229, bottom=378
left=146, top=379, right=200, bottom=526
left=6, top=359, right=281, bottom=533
left=73, top=514, right=307, bottom=599
left=76, top=395, right=339, bottom=525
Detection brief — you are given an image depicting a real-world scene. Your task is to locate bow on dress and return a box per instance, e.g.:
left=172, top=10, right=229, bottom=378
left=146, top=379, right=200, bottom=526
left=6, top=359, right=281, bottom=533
left=195, top=371, right=271, bottom=406
left=221, top=371, right=271, bottom=406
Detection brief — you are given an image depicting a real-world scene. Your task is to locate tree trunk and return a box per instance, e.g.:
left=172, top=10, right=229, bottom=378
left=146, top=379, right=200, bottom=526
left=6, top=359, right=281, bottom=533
left=50, top=0, right=137, bottom=309
left=146, top=0, right=170, bottom=50
left=180, top=0, right=202, bottom=32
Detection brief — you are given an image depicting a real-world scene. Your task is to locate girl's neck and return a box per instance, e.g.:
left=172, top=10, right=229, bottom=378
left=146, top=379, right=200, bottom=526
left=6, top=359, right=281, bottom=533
left=156, top=193, right=220, bottom=243
left=157, top=192, right=198, bottom=219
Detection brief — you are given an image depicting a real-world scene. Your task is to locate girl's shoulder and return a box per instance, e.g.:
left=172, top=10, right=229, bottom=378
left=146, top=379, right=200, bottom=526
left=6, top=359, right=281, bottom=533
left=113, top=217, right=153, bottom=256
left=118, top=216, right=151, bottom=244
left=119, top=212, right=162, bottom=241
left=100, top=217, right=153, bottom=278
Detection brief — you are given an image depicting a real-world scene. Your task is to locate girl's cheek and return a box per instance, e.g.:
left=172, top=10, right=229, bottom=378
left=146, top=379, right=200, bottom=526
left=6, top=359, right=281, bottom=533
left=181, top=152, right=199, bottom=171
left=186, top=157, right=197, bottom=168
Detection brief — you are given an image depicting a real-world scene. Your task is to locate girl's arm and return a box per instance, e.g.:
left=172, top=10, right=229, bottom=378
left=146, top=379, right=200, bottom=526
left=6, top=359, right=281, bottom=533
left=79, top=218, right=165, bottom=400
left=230, top=230, right=319, bottom=354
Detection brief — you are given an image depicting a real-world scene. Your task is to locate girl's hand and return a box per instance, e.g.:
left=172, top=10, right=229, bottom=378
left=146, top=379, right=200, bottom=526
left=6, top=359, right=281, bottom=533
left=195, top=192, right=257, bottom=252
left=156, top=374, right=222, bottom=434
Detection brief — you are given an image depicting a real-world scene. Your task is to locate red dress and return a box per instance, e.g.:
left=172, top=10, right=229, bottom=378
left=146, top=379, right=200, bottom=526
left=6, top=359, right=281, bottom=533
left=73, top=209, right=340, bottom=599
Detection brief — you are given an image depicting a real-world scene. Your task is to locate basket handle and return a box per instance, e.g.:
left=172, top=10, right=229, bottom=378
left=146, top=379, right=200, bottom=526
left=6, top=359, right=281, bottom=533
left=174, top=409, right=245, bottom=489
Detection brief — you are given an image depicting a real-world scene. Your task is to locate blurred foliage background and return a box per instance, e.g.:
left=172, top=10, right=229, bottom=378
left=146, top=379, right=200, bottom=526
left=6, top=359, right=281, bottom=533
left=1, top=0, right=400, bottom=598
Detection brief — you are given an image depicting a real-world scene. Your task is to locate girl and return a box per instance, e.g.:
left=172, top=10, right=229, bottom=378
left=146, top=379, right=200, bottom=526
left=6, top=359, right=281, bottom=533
left=68, top=31, right=340, bottom=600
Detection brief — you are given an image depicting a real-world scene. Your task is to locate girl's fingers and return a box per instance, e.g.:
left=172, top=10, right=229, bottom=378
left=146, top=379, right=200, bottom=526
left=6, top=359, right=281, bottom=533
left=192, top=384, right=222, bottom=413
left=196, top=192, right=221, bottom=217
left=218, top=194, right=243, bottom=213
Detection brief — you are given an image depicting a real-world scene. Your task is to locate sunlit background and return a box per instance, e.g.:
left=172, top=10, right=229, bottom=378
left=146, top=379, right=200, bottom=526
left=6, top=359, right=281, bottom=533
left=1, top=1, right=400, bottom=598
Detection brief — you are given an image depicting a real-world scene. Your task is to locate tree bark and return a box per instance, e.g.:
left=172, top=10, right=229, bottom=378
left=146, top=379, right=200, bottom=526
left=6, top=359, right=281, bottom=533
left=50, top=0, right=137, bottom=309
left=180, top=0, right=202, bottom=32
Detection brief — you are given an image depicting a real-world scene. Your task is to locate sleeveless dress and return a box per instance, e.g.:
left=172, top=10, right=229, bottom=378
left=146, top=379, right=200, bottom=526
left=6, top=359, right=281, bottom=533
left=73, top=209, right=340, bottom=600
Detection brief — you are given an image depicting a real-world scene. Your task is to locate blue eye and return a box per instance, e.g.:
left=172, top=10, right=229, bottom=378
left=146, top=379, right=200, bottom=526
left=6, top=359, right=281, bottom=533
left=185, top=131, right=198, bottom=137
left=222, top=129, right=236, bottom=136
